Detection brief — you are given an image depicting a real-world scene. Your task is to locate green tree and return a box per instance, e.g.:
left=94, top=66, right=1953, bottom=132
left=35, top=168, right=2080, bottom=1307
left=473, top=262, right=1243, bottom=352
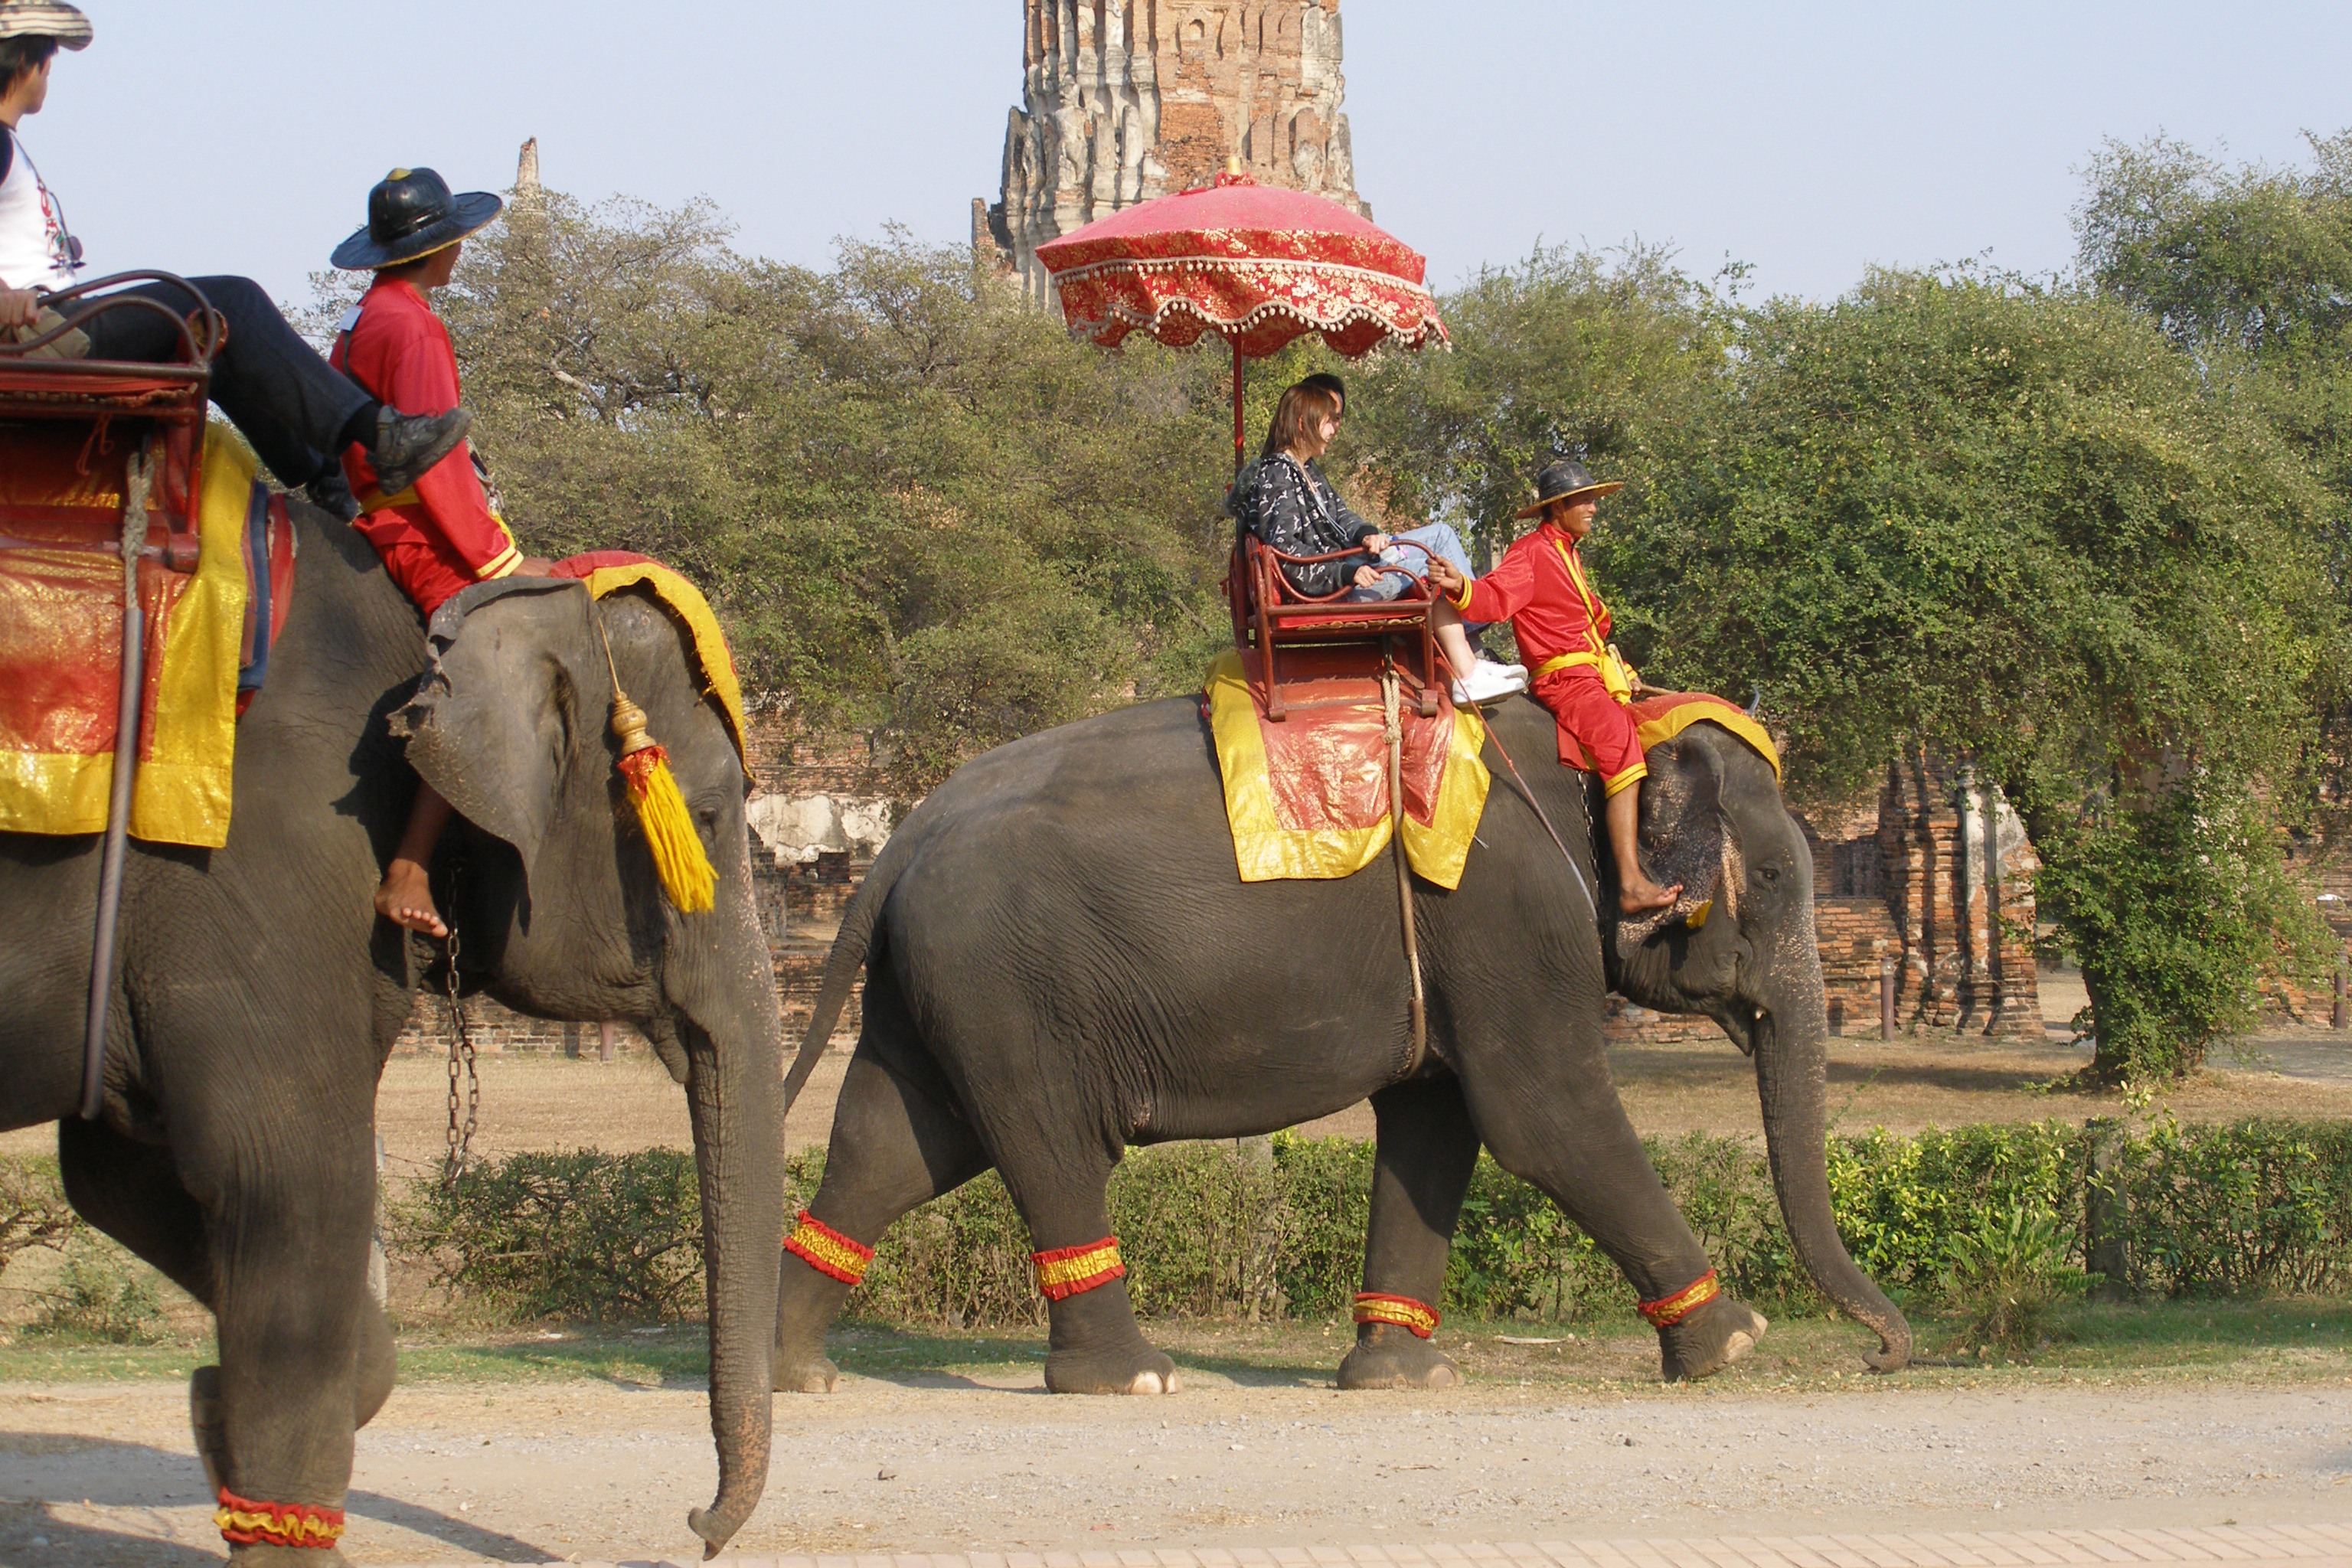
left=1609, top=269, right=2342, bottom=1078
left=1351, top=253, right=2342, bottom=1079
left=1343, top=242, right=1732, bottom=568
left=335, top=194, right=1245, bottom=792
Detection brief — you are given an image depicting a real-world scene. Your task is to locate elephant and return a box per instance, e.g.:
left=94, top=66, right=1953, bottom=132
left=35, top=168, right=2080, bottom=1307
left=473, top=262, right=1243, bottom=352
left=776, top=691, right=1910, bottom=1396
left=0, top=511, right=782, bottom=1560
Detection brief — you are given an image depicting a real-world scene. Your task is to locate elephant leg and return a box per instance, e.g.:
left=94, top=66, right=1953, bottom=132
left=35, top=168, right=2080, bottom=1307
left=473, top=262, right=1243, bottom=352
left=776, top=1034, right=988, bottom=1393
left=1339, top=1076, right=1480, bottom=1390
left=1458, top=1059, right=1766, bottom=1383
left=985, top=1136, right=1174, bottom=1396
left=61, top=1116, right=400, bottom=1501
left=176, top=1093, right=377, bottom=1561
left=59, top=1119, right=234, bottom=1490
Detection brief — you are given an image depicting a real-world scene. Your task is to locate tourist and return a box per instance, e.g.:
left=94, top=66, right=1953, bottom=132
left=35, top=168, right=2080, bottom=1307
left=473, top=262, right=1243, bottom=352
left=326, top=165, right=557, bottom=937
left=0, top=3, right=471, bottom=507
left=1232, top=376, right=1526, bottom=706
left=1426, top=460, right=1683, bottom=913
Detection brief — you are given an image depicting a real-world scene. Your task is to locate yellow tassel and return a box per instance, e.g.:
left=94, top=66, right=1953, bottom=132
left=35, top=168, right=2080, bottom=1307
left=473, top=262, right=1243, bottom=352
left=609, top=691, right=716, bottom=913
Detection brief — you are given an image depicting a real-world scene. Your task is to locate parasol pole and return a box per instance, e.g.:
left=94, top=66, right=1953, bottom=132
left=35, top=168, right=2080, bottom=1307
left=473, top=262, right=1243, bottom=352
left=1231, top=338, right=1246, bottom=475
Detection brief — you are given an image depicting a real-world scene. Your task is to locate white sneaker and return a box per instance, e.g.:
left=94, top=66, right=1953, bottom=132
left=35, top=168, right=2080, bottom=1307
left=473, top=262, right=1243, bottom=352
left=1451, top=661, right=1529, bottom=706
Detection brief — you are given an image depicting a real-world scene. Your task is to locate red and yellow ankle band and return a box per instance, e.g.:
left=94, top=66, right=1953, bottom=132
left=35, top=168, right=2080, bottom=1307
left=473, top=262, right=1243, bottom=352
left=1033, top=1236, right=1125, bottom=1301
left=1353, top=1291, right=1441, bottom=1338
left=784, top=1210, right=875, bottom=1286
left=1638, top=1268, right=1720, bottom=1328
left=215, top=1488, right=344, bottom=1549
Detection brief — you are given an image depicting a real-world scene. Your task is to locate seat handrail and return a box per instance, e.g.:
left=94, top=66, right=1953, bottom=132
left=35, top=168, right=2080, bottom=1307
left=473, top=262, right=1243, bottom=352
left=1252, top=535, right=1435, bottom=608
left=2, top=271, right=223, bottom=368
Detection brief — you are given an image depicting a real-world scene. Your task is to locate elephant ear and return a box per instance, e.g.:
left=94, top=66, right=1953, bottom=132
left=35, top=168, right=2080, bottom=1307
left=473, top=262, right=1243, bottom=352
left=1615, top=730, right=1741, bottom=949
left=392, top=577, right=596, bottom=874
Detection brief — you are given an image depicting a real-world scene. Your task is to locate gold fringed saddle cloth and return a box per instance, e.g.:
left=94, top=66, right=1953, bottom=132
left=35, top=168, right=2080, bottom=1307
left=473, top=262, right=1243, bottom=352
left=1204, top=646, right=1490, bottom=888
left=0, top=423, right=260, bottom=847
left=1557, top=687, right=1782, bottom=780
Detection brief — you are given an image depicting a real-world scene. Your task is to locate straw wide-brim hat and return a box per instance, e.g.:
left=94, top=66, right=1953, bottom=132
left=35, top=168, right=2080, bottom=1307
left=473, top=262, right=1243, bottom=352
left=1514, top=459, right=1625, bottom=519
left=331, top=167, right=504, bottom=270
left=0, top=1, right=93, bottom=47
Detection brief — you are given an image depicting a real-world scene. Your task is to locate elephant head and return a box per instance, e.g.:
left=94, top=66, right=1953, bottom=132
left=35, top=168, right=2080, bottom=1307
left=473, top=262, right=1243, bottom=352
left=393, top=574, right=781, bottom=1554
left=1601, top=722, right=1913, bottom=1372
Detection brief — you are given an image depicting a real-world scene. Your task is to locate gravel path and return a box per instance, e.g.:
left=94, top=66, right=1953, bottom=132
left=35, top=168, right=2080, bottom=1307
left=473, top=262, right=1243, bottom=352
left=4, top=1374, right=2349, bottom=1565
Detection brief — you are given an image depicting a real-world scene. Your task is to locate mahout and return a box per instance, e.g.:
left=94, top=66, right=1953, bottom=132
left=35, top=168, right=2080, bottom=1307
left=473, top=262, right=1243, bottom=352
left=779, top=692, right=1909, bottom=1396
left=0, top=510, right=784, bottom=1560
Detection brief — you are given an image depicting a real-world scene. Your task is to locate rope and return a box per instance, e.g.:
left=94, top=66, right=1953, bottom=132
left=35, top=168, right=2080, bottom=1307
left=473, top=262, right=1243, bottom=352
left=1383, top=664, right=1428, bottom=1076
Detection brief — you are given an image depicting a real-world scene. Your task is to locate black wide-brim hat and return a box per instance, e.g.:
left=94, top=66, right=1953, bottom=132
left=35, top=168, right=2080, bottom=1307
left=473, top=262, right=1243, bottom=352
left=331, top=167, right=504, bottom=270
left=1514, top=458, right=1625, bottom=519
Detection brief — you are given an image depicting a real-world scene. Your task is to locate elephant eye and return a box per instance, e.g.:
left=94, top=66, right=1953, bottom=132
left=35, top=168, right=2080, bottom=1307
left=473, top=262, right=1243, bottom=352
left=1759, top=865, right=1779, bottom=882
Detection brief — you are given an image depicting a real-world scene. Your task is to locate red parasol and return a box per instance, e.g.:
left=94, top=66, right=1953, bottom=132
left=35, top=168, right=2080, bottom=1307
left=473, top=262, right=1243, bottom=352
left=1034, top=171, right=1447, bottom=470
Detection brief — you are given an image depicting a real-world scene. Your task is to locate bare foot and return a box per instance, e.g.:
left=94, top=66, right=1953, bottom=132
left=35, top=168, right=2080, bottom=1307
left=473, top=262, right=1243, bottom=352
left=374, top=858, right=447, bottom=938
left=1619, top=876, right=1683, bottom=913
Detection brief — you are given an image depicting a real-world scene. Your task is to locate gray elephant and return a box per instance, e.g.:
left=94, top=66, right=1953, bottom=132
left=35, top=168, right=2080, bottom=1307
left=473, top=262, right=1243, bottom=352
left=777, top=694, right=1909, bottom=1395
left=0, top=514, right=782, bottom=1560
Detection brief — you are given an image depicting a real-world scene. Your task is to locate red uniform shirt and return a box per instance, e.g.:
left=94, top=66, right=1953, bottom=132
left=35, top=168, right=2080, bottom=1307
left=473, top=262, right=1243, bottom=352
left=329, top=277, right=519, bottom=612
left=1451, top=521, right=1648, bottom=795
left=1449, top=519, right=1612, bottom=665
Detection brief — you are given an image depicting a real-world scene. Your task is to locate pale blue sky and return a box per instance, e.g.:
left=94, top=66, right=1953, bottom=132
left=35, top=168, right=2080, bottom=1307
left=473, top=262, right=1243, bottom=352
left=22, top=2, right=2352, bottom=311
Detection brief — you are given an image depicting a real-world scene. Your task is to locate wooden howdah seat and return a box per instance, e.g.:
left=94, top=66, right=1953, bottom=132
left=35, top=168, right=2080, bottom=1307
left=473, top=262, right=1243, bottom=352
left=0, top=272, right=225, bottom=560
left=1225, top=532, right=1441, bottom=721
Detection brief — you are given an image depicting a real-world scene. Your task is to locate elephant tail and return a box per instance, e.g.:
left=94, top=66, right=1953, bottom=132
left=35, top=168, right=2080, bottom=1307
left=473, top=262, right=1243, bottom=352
left=782, top=833, right=908, bottom=1114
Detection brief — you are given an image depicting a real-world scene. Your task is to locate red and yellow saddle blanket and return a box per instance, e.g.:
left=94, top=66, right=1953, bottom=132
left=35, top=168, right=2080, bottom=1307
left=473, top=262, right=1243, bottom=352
left=0, top=424, right=289, bottom=847
left=1557, top=687, right=1782, bottom=779
left=1204, top=646, right=1490, bottom=888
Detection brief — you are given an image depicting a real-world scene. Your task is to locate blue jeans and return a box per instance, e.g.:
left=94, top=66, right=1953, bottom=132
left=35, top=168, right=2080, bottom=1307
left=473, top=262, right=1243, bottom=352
left=1344, top=523, right=1487, bottom=629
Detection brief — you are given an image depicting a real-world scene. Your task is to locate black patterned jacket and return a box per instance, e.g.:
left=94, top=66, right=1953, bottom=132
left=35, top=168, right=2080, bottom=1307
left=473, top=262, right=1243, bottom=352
left=1230, top=454, right=1377, bottom=598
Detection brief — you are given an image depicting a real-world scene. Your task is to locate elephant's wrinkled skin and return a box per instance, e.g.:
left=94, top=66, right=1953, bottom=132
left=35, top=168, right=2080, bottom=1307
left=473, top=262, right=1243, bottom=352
left=0, top=511, right=782, bottom=1561
left=779, top=693, right=1908, bottom=1397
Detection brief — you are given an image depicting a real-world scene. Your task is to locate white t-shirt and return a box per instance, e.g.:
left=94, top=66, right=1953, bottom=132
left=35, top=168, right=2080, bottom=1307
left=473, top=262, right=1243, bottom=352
left=0, top=126, right=80, bottom=292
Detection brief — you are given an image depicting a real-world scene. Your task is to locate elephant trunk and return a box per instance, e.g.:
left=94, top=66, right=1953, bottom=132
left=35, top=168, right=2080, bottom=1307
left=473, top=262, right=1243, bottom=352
left=1753, top=971, right=1913, bottom=1372
left=680, top=899, right=785, bottom=1557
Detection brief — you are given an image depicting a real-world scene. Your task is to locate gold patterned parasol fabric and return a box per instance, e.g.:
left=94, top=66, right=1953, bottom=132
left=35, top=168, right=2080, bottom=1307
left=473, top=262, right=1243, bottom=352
left=1035, top=173, right=1449, bottom=361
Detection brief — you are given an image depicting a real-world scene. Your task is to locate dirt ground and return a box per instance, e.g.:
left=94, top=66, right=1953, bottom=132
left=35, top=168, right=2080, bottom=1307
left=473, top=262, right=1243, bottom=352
left=4, top=1335, right=2350, bottom=1566
left=6, top=978, right=2352, bottom=1563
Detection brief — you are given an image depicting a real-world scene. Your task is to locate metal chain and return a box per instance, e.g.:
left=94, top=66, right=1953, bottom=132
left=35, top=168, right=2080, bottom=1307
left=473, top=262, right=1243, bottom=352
left=439, top=913, right=479, bottom=1187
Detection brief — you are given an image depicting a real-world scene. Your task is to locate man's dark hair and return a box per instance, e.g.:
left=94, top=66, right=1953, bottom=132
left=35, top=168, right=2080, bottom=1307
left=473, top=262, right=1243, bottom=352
left=0, top=35, right=58, bottom=93
left=1298, top=371, right=1347, bottom=409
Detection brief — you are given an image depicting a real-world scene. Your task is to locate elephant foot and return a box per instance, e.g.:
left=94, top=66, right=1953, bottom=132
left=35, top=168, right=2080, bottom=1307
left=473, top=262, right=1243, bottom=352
left=1658, top=1293, right=1768, bottom=1383
left=190, top=1364, right=227, bottom=1495
left=1044, top=1342, right=1179, bottom=1395
left=1337, top=1321, right=1463, bottom=1390
left=773, top=1352, right=841, bottom=1394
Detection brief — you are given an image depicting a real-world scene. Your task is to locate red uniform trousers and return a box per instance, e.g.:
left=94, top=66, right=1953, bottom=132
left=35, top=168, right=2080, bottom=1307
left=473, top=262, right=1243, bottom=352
left=1532, top=665, right=1648, bottom=797
left=368, top=528, right=485, bottom=619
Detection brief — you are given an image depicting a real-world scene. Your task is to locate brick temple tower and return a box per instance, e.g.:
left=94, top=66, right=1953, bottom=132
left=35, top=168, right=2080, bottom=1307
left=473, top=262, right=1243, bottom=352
left=976, top=2, right=1369, bottom=301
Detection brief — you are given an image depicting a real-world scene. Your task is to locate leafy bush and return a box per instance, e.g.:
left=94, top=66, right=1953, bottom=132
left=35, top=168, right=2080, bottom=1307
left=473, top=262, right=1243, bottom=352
left=1938, top=1204, right=2092, bottom=1351
left=2121, top=1118, right=2352, bottom=1296
left=0, top=1155, right=77, bottom=1277
left=400, top=1118, right=2352, bottom=1331
left=24, top=1236, right=166, bottom=1344
left=398, top=1148, right=705, bottom=1323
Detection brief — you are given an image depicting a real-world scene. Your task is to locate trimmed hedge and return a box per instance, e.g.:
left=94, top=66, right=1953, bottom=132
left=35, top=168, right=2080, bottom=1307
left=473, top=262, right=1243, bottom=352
left=239, top=1119, right=2352, bottom=1327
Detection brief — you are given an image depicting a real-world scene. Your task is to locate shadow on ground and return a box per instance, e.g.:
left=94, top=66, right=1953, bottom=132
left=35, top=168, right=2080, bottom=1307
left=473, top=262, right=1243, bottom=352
left=0, top=1433, right=555, bottom=1566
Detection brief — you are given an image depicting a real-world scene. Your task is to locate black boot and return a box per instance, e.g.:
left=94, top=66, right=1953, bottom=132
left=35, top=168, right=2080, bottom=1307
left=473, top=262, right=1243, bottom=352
left=302, top=465, right=361, bottom=523
left=367, top=404, right=473, bottom=495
